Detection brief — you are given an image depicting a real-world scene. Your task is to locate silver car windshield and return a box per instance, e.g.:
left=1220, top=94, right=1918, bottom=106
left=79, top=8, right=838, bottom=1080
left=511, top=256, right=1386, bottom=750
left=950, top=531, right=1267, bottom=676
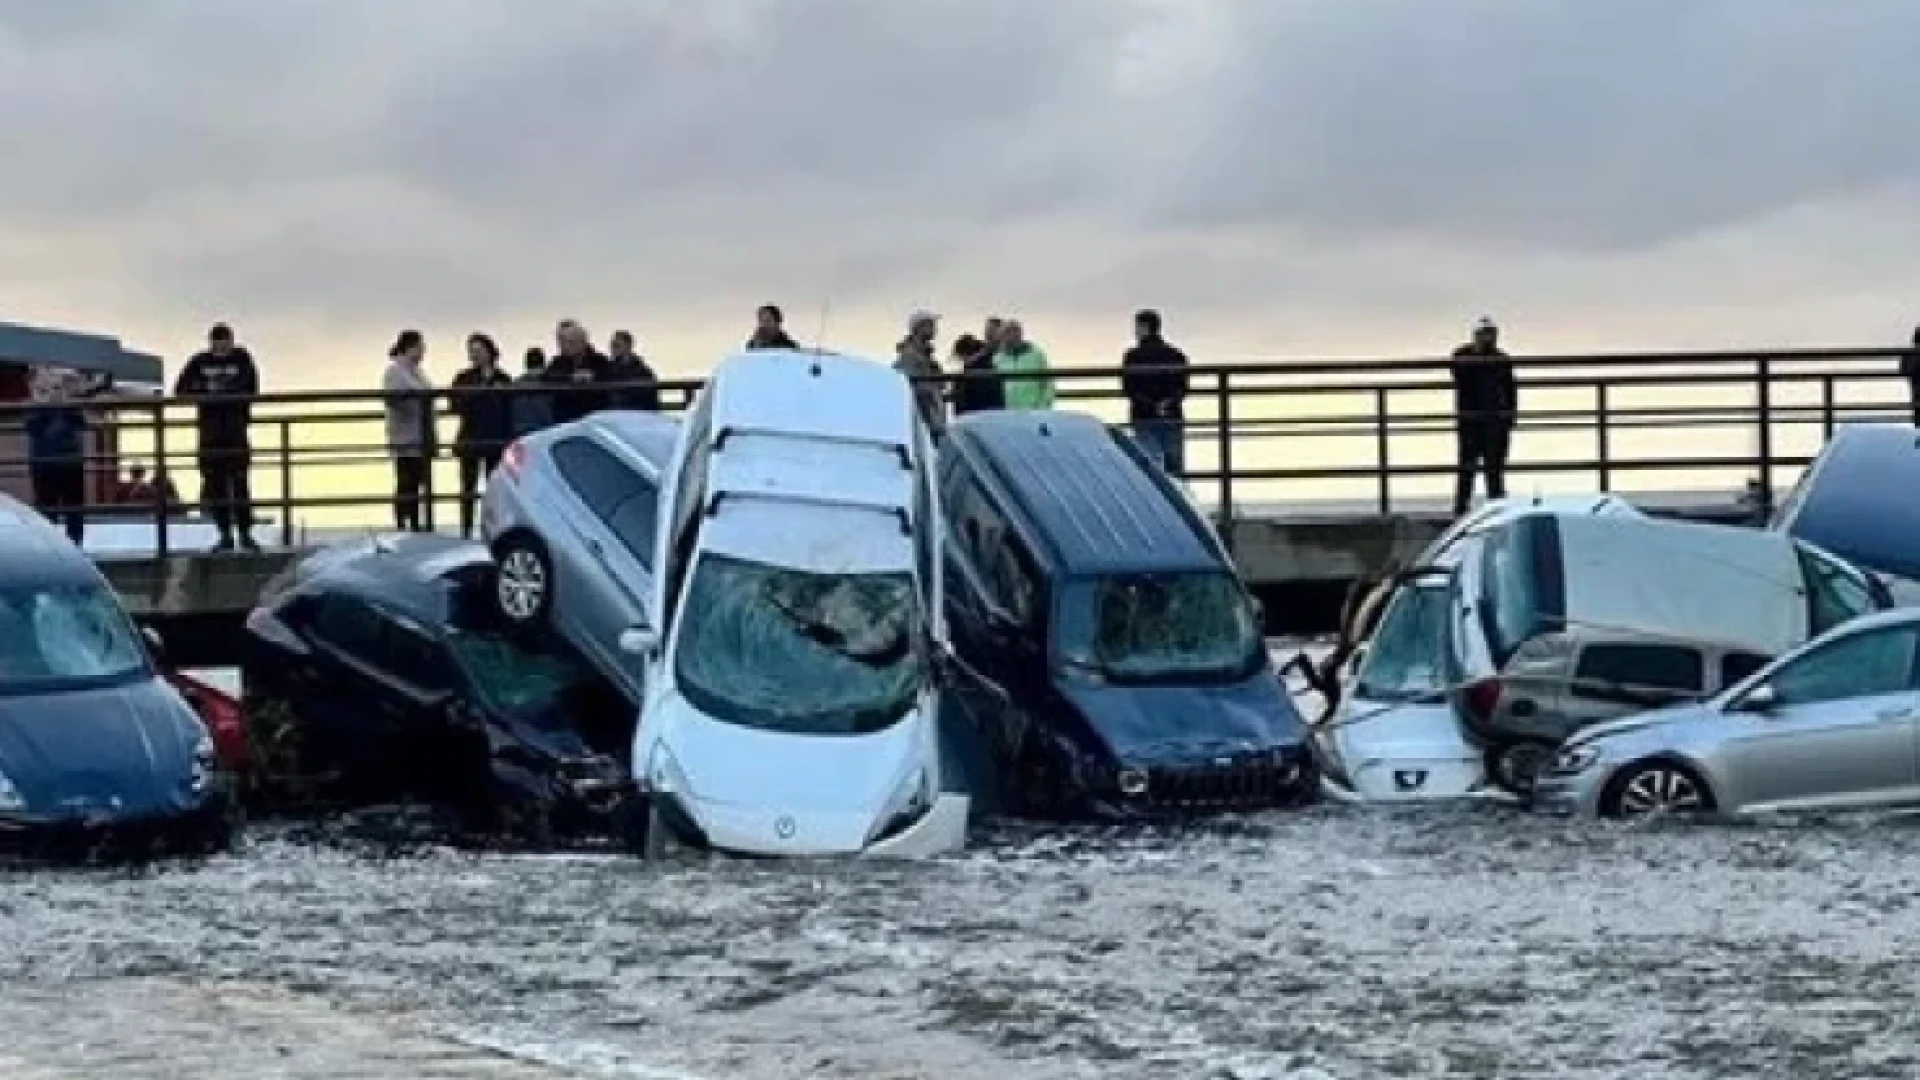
left=1354, top=584, right=1449, bottom=703
left=0, top=583, right=149, bottom=695
left=674, top=553, right=922, bottom=735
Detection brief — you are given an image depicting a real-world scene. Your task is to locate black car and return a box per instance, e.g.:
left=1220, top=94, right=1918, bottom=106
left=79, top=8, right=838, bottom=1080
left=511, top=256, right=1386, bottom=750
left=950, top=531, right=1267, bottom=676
left=0, top=494, right=233, bottom=858
left=242, top=534, right=634, bottom=839
left=938, top=412, right=1316, bottom=818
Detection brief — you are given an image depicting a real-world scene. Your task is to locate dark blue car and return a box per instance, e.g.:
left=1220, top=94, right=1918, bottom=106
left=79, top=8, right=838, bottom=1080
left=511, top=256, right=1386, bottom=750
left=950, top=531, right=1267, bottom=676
left=938, top=411, right=1316, bottom=819
left=1772, top=423, right=1920, bottom=597
left=0, top=495, right=231, bottom=857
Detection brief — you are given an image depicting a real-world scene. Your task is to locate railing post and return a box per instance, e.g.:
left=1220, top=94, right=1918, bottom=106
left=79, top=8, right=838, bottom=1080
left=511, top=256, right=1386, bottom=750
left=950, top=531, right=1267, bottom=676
left=279, top=419, right=294, bottom=549
left=1216, top=370, right=1235, bottom=554
left=422, top=390, right=437, bottom=533
left=1755, top=355, right=1775, bottom=518
left=152, top=400, right=170, bottom=561
left=1373, top=387, right=1391, bottom=514
left=1820, top=374, right=1835, bottom=440
left=1594, top=382, right=1612, bottom=491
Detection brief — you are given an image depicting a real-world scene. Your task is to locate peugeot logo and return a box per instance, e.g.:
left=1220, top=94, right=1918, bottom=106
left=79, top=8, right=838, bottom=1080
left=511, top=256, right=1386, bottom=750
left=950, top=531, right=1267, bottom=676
left=1116, top=769, right=1150, bottom=796
left=775, top=816, right=796, bottom=839
left=1393, top=770, right=1428, bottom=792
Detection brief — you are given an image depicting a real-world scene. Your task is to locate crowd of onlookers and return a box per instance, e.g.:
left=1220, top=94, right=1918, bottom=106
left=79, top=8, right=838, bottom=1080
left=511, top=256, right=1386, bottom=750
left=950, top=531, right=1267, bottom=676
left=6, top=305, right=1540, bottom=550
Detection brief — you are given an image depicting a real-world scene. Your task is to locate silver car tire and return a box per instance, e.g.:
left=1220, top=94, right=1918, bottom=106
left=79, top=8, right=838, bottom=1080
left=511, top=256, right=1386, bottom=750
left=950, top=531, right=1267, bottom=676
left=1602, top=761, right=1715, bottom=820
left=493, top=533, right=553, bottom=627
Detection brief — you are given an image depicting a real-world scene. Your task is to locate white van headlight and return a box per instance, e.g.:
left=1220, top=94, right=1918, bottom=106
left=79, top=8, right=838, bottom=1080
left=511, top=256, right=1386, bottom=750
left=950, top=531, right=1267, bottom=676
left=869, top=768, right=931, bottom=844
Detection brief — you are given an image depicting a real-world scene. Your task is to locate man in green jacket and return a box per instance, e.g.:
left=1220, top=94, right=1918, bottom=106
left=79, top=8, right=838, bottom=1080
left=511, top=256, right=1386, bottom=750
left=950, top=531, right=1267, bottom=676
left=994, top=319, right=1055, bottom=410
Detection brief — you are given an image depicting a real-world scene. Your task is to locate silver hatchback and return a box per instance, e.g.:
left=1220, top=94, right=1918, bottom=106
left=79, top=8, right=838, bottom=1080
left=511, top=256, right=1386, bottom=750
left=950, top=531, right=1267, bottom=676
left=480, top=412, right=681, bottom=706
left=1536, top=608, right=1920, bottom=818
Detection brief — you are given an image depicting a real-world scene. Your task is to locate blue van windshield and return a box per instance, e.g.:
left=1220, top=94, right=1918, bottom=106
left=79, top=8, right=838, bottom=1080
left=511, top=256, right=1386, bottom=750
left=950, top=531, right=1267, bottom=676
left=0, top=583, right=149, bottom=695
left=1057, top=572, right=1262, bottom=685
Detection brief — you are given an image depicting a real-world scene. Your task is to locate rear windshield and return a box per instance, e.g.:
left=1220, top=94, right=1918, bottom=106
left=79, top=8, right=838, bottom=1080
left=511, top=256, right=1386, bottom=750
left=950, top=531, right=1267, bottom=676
left=1572, top=643, right=1704, bottom=707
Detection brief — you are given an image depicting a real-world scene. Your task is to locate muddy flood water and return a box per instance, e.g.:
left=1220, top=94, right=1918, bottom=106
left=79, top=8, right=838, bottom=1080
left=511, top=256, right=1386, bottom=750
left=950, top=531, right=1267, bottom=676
left=5, top=804, right=1920, bottom=1079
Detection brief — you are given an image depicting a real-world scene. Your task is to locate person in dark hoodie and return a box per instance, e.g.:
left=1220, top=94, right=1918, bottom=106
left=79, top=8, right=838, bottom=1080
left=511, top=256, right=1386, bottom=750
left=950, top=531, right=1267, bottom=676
left=512, top=347, right=554, bottom=436
left=173, top=322, right=261, bottom=551
left=24, top=370, right=93, bottom=546
left=450, top=333, right=514, bottom=538
left=1449, top=316, right=1519, bottom=515
left=745, top=304, right=800, bottom=351
left=545, top=320, right=608, bottom=424
left=949, top=334, right=1004, bottom=415
left=1121, top=308, right=1191, bottom=478
left=603, top=330, right=661, bottom=411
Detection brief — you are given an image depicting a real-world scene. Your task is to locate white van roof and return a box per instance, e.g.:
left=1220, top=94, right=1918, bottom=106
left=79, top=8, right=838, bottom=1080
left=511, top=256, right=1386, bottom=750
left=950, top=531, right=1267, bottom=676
left=1555, top=514, right=1806, bottom=654
left=705, top=351, right=918, bottom=456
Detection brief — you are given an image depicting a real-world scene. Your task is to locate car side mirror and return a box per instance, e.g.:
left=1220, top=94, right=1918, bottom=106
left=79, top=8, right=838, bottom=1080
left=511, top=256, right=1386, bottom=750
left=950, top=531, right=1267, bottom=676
left=140, top=625, right=166, bottom=664
left=618, top=626, right=660, bottom=656
left=1735, top=684, right=1779, bottom=714
left=1348, top=644, right=1369, bottom=673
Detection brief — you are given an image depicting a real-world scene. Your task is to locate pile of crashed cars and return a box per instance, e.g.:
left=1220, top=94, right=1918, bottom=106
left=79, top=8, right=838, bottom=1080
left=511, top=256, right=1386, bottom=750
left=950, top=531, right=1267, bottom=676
left=0, top=348, right=1318, bottom=861
left=10, top=348, right=1919, bottom=861
left=1302, top=421, right=1920, bottom=818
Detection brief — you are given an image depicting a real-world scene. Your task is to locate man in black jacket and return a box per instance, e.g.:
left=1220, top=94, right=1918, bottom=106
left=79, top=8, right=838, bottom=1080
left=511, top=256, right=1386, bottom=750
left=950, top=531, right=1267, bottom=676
left=1450, top=317, right=1519, bottom=515
left=173, top=323, right=260, bottom=551
left=545, top=320, right=608, bottom=423
left=604, top=330, right=661, bottom=411
left=1122, top=309, right=1191, bottom=478
left=745, top=304, right=801, bottom=351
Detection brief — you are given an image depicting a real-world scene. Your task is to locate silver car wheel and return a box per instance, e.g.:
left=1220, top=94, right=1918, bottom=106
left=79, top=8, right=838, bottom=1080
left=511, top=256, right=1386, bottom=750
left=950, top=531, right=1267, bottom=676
left=1615, top=766, right=1706, bottom=817
left=498, top=549, right=547, bottom=622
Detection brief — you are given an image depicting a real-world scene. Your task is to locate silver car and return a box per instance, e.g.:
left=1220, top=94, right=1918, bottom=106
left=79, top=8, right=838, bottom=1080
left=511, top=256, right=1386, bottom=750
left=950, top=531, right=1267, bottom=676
left=1535, top=608, right=1920, bottom=818
left=480, top=412, right=681, bottom=705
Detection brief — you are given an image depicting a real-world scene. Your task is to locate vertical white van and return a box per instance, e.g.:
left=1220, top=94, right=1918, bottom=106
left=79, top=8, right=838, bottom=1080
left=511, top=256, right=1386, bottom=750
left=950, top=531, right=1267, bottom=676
left=625, top=350, right=968, bottom=857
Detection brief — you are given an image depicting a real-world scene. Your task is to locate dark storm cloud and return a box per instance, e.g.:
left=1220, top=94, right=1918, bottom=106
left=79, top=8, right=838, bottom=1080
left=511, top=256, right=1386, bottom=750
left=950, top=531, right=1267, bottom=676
left=1, top=0, right=1918, bottom=354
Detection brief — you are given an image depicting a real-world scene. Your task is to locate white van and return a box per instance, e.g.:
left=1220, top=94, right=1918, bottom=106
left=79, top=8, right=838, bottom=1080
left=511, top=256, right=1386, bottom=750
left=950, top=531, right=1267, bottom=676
left=626, top=350, right=968, bottom=857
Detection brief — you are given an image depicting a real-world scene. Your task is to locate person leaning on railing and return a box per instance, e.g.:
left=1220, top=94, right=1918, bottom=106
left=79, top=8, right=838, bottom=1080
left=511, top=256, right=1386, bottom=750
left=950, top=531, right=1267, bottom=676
left=995, top=319, right=1055, bottom=410
left=1122, top=308, right=1190, bottom=478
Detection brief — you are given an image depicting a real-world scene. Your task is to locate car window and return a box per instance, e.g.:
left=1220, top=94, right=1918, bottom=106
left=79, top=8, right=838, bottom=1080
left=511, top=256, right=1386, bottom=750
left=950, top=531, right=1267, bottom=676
left=311, top=595, right=386, bottom=661
left=1766, top=626, right=1920, bottom=708
left=1720, top=651, right=1771, bottom=688
left=552, top=437, right=644, bottom=519
left=1572, top=643, right=1704, bottom=706
left=383, top=622, right=454, bottom=693
left=1482, top=524, right=1542, bottom=659
left=606, top=486, right=660, bottom=571
left=989, top=539, right=1041, bottom=629
left=1798, top=545, right=1878, bottom=635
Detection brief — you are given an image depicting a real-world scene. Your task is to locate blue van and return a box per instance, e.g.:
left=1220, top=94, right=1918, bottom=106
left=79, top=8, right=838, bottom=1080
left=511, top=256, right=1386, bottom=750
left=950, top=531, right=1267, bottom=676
left=938, top=411, right=1315, bottom=819
left=1772, top=423, right=1920, bottom=597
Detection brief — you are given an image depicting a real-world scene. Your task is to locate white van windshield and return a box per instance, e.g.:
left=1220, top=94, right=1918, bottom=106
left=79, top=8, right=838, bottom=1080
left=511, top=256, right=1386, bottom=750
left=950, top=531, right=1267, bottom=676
left=674, top=553, right=923, bottom=735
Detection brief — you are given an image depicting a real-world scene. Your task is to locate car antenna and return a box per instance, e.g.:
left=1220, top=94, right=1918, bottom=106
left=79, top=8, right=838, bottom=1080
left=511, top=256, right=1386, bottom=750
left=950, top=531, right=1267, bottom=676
left=812, top=298, right=832, bottom=357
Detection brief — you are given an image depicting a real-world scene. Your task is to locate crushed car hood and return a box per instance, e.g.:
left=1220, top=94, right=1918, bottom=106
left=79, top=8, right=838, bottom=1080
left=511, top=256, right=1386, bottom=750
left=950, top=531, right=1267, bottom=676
left=1061, top=676, right=1306, bottom=766
left=0, top=679, right=204, bottom=821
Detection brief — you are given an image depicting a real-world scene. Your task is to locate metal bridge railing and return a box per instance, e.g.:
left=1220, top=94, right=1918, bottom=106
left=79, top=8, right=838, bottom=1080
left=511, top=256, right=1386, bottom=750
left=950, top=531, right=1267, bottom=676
left=0, top=346, right=1909, bottom=559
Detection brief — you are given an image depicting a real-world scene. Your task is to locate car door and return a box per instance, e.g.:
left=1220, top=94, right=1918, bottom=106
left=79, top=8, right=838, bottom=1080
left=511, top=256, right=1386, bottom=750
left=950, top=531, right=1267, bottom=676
left=373, top=615, right=465, bottom=803
left=1718, top=624, right=1920, bottom=810
left=548, top=436, right=655, bottom=676
left=299, top=595, right=416, bottom=792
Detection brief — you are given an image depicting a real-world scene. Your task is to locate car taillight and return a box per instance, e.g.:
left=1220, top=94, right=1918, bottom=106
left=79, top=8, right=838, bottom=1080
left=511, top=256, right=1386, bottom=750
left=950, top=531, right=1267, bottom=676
left=1462, top=677, right=1503, bottom=721
left=502, top=440, right=526, bottom=477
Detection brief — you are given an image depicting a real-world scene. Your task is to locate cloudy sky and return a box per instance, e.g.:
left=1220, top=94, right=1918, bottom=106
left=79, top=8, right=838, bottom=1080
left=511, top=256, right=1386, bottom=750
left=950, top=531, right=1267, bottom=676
left=3, top=0, right=1919, bottom=388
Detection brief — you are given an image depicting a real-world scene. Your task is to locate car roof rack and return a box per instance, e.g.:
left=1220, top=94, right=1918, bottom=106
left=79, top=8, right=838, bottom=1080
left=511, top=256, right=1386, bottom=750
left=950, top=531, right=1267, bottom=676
left=706, top=489, right=912, bottom=536
left=711, top=424, right=912, bottom=471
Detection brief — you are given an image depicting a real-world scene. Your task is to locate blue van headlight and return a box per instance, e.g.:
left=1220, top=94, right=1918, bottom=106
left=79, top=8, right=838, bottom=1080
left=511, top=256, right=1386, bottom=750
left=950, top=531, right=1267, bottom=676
left=189, top=734, right=216, bottom=795
left=0, top=766, right=23, bottom=812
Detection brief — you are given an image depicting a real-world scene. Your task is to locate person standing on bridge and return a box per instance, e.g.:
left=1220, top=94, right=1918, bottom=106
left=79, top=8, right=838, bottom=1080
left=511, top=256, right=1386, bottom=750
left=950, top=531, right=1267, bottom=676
left=746, top=304, right=800, bottom=351
left=24, top=370, right=92, bottom=547
left=449, top=333, right=513, bottom=539
left=1122, top=309, right=1191, bottom=478
left=511, top=348, right=553, bottom=437
left=895, top=310, right=946, bottom=434
left=383, top=330, right=435, bottom=534
left=1450, top=316, right=1518, bottom=515
left=995, top=320, right=1055, bottom=410
left=174, top=323, right=260, bottom=552
left=603, top=330, right=661, bottom=411
left=545, top=320, right=607, bottom=424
